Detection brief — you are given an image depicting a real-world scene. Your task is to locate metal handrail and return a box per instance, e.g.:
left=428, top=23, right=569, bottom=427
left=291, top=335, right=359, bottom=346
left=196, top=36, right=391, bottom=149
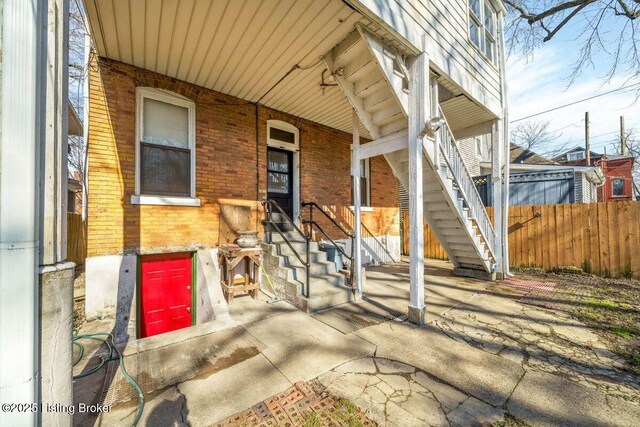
left=304, top=220, right=353, bottom=262
left=262, top=199, right=311, bottom=297
left=301, top=202, right=354, bottom=238
left=301, top=201, right=356, bottom=287
left=436, top=105, right=496, bottom=257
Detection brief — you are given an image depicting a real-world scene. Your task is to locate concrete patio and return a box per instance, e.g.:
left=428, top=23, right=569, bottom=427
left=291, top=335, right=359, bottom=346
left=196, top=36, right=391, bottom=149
left=74, top=260, right=640, bottom=426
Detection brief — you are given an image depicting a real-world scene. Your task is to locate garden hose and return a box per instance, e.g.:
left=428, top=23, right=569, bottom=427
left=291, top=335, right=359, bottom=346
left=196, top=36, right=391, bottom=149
left=72, top=333, right=145, bottom=426
left=259, top=263, right=282, bottom=303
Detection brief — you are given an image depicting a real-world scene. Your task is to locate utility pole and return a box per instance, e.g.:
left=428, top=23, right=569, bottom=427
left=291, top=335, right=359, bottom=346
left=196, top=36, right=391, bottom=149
left=585, top=111, right=590, bottom=165
left=620, top=115, right=626, bottom=156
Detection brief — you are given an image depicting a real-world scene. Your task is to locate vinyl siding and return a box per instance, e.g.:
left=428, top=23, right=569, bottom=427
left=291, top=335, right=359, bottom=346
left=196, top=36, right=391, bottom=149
left=458, top=134, right=491, bottom=177
left=352, top=0, right=503, bottom=115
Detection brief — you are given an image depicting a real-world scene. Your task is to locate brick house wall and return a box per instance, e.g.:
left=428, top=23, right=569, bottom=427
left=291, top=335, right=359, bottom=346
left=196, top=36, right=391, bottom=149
left=87, top=58, right=399, bottom=258
left=561, top=155, right=634, bottom=202
left=596, top=157, right=635, bottom=201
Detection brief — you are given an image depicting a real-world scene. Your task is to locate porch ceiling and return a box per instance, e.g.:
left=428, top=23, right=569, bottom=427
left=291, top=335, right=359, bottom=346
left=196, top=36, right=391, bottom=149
left=83, top=0, right=379, bottom=136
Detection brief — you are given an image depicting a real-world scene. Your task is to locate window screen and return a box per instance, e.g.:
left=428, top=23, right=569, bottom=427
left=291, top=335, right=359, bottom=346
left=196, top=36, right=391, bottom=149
left=267, top=150, right=291, bottom=194
left=140, top=143, right=190, bottom=196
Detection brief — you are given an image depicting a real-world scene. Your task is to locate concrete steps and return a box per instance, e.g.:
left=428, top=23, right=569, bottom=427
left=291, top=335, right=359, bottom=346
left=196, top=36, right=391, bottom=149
left=262, top=236, right=355, bottom=312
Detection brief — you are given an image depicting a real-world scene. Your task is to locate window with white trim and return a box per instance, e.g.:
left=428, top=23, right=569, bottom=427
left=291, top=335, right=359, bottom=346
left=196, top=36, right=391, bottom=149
left=567, top=151, right=586, bottom=161
left=468, top=0, right=497, bottom=63
left=475, top=136, right=483, bottom=158
left=136, top=88, right=196, bottom=199
left=612, top=178, right=625, bottom=196
left=267, top=120, right=299, bottom=151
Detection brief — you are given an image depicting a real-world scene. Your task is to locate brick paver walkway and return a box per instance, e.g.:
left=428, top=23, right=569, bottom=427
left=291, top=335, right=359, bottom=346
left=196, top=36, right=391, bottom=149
left=214, top=381, right=376, bottom=427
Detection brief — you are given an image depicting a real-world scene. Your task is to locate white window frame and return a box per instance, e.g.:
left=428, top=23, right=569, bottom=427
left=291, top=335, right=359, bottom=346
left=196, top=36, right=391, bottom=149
left=267, top=119, right=299, bottom=151
left=611, top=177, right=625, bottom=197
left=266, top=120, right=300, bottom=220
left=361, top=158, right=371, bottom=207
left=132, top=87, right=199, bottom=206
left=468, top=0, right=498, bottom=64
left=349, top=158, right=373, bottom=212
left=567, top=151, right=586, bottom=161
left=474, top=136, right=483, bottom=159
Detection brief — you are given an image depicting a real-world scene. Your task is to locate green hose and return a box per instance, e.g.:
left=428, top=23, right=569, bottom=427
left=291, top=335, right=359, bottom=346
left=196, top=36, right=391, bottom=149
left=72, top=333, right=145, bottom=426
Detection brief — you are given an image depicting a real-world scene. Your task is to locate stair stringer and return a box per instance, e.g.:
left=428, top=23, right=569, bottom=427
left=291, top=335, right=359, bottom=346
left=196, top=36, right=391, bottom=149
left=396, top=144, right=494, bottom=272
left=326, top=28, right=494, bottom=272
left=384, top=149, right=462, bottom=269
left=357, top=25, right=409, bottom=118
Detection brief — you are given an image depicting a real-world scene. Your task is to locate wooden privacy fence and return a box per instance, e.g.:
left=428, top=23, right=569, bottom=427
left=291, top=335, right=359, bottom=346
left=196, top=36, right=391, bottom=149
left=67, top=213, right=86, bottom=265
left=403, top=201, right=640, bottom=278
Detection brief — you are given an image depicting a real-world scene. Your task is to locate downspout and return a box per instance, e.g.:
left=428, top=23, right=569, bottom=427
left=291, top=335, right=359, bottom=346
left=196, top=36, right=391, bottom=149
left=497, top=10, right=512, bottom=277
left=0, top=0, right=44, bottom=424
left=255, top=103, right=260, bottom=230
left=82, top=20, right=90, bottom=221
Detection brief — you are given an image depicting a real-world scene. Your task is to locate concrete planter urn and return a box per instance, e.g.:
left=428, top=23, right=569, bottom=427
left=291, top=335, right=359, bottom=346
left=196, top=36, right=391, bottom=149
left=236, top=230, right=258, bottom=248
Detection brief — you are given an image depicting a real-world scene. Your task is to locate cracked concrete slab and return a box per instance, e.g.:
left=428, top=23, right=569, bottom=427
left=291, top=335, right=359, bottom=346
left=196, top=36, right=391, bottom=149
left=355, top=322, right=525, bottom=407
left=79, top=260, right=640, bottom=426
left=320, top=357, right=505, bottom=427
left=509, top=370, right=640, bottom=427
left=243, top=310, right=376, bottom=383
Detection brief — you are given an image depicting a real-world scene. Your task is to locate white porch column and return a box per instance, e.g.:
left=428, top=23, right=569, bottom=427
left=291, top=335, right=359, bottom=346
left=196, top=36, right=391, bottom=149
left=491, top=120, right=504, bottom=275
left=0, top=0, right=45, bottom=424
left=407, top=51, right=429, bottom=325
left=351, top=109, right=363, bottom=300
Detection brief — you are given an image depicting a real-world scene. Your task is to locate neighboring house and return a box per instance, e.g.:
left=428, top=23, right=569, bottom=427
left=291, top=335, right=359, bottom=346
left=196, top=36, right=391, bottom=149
left=81, top=0, right=511, bottom=340
left=68, top=104, right=84, bottom=214
left=555, top=147, right=636, bottom=202
left=67, top=178, right=82, bottom=213
left=459, top=141, right=605, bottom=206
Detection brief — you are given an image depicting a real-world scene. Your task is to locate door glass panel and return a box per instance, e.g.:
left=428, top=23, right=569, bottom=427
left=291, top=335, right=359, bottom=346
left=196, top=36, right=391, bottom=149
left=267, top=172, right=289, bottom=194
left=268, top=150, right=290, bottom=172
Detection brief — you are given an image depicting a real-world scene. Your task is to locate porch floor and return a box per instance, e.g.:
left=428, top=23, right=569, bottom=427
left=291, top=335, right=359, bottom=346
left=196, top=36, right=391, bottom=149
left=74, top=260, right=640, bottom=426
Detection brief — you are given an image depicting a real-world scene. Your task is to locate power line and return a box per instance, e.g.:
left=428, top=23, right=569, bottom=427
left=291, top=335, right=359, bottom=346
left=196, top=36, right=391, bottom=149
left=511, top=83, right=640, bottom=123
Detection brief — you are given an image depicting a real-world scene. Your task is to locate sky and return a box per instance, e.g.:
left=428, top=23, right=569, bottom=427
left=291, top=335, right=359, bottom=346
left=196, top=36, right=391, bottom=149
left=506, top=9, right=639, bottom=158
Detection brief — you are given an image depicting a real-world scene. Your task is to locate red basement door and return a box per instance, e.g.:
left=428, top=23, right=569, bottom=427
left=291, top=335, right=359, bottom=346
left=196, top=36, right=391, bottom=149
left=140, top=253, right=193, bottom=338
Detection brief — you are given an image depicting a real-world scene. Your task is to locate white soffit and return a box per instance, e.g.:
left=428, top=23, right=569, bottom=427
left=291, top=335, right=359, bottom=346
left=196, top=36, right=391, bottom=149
left=83, top=0, right=379, bottom=136
left=440, top=95, right=496, bottom=133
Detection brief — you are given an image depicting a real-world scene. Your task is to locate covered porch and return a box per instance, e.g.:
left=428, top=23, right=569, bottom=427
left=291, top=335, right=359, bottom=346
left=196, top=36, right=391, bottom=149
left=83, top=0, right=510, bottom=325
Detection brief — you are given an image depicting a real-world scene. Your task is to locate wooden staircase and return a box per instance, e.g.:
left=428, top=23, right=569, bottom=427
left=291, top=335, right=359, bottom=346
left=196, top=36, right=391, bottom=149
left=325, top=27, right=496, bottom=274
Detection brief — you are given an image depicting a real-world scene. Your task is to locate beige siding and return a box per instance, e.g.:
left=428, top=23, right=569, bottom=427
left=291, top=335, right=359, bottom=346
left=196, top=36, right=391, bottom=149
left=457, top=134, right=491, bottom=177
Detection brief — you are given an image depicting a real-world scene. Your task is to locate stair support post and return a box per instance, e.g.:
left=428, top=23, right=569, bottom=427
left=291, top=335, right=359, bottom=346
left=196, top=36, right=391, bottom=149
left=407, top=51, right=429, bottom=325
left=351, top=109, right=363, bottom=301
left=491, top=119, right=505, bottom=276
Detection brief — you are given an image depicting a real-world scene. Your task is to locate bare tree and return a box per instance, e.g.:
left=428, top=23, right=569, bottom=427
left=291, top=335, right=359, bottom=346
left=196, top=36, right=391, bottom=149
left=68, top=0, right=88, bottom=175
left=511, top=120, right=561, bottom=151
left=505, top=1, right=640, bottom=87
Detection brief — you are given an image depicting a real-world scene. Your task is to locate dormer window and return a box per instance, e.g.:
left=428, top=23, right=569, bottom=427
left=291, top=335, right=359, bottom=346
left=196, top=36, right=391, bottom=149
left=567, top=151, right=586, bottom=161
left=468, top=0, right=497, bottom=63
